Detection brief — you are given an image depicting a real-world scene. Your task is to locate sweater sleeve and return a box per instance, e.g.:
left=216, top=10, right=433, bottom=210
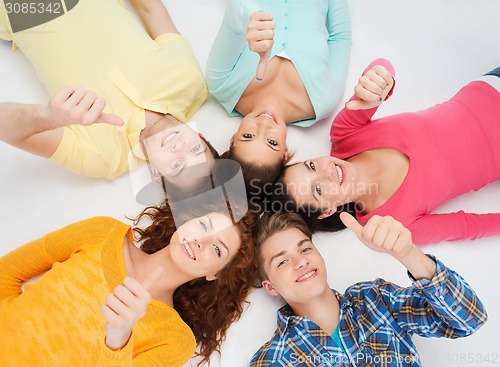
left=330, top=58, right=395, bottom=147
left=409, top=211, right=500, bottom=245
left=205, top=0, right=260, bottom=93
left=97, top=326, right=195, bottom=367
left=378, top=256, right=487, bottom=338
left=325, top=0, right=352, bottom=110
left=0, top=216, right=120, bottom=301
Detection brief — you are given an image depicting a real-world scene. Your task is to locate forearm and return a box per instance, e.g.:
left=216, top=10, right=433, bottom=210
left=0, top=102, right=56, bottom=145
left=396, top=245, right=436, bottom=280
left=129, top=0, right=179, bottom=38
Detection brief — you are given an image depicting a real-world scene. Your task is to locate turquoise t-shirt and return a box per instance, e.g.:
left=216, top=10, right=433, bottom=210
left=331, top=326, right=346, bottom=354
left=206, top=0, right=351, bottom=127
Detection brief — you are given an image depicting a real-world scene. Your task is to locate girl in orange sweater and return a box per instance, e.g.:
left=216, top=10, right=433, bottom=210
left=0, top=202, right=257, bottom=367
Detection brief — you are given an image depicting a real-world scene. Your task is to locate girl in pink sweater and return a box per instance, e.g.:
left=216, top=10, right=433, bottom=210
left=274, top=59, right=500, bottom=245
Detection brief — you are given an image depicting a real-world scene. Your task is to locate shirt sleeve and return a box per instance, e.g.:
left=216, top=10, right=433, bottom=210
left=409, top=212, right=500, bottom=245
left=330, top=58, right=395, bottom=147
left=379, top=255, right=487, bottom=338
left=205, top=0, right=260, bottom=93
left=325, top=0, right=352, bottom=110
left=0, top=216, right=120, bottom=301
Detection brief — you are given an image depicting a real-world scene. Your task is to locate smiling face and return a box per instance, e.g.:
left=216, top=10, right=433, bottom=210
left=169, top=212, right=241, bottom=281
left=142, top=117, right=214, bottom=186
left=283, top=156, right=356, bottom=217
left=230, top=112, right=288, bottom=166
left=260, top=228, right=328, bottom=306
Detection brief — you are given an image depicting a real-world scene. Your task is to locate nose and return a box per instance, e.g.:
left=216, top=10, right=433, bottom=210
left=171, top=140, right=185, bottom=152
left=293, top=255, right=308, bottom=270
left=319, top=162, right=335, bottom=182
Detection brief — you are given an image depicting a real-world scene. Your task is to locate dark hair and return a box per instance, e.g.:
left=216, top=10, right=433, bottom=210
left=269, top=174, right=357, bottom=233
left=253, top=211, right=311, bottom=281
left=132, top=202, right=258, bottom=366
left=221, top=145, right=292, bottom=199
left=199, top=134, right=220, bottom=159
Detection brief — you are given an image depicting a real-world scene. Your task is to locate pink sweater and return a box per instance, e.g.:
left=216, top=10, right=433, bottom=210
left=330, top=59, right=500, bottom=245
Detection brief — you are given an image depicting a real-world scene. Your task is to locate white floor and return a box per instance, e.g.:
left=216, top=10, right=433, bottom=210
left=1, top=1, right=499, bottom=366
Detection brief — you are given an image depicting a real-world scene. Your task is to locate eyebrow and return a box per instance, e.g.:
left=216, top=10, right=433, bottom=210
left=303, top=161, right=318, bottom=201
left=268, top=238, right=311, bottom=265
left=237, top=138, right=279, bottom=152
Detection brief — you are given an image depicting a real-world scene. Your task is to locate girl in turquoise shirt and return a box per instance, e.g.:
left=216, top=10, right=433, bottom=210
left=206, top=0, right=351, bottom=195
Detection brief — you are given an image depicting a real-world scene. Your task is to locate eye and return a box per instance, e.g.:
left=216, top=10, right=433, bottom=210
left=315, top=183, right=322, bottom=196
left=190, top=144, right=201, bottom=153
left=243, top=133, right=253, bottom=139
left=309, top=161, right=316, bottom=171
left=277, top=259, right=287, bottom=268
left=199, top=220, right=208, bottom=233
left=172, top=159, right=182, bottom=171
left=301, top=247, right=312, bottom=254
left=212, top=243, right=221, bottom=257
left=267, top=139, right=277, bottom=146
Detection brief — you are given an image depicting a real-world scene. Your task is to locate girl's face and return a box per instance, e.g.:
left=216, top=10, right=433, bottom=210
left=230, top=112, right=288, bottom=166
left=283, top=156, right=357, bottom=216
left=169, top=212, right=241, bottom=281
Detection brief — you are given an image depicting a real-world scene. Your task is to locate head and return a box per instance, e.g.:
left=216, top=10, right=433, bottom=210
left=141, top=114, right=219, bottom=191
left=269, top=157, right=358, bottom=233
left=224, top=113, right=290, bottom=196
left=132, top=201, right=257, bottom=366
left=254, top=212, right=328, bottom=306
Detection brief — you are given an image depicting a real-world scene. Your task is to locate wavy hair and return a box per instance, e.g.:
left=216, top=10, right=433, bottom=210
left=132, top=202, right=257, bottom=366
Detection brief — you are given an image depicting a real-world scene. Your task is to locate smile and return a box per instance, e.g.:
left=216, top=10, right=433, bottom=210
left=182, top=239, right=196, bottom=260
left=296, top=269, right=317, bottom=282
left=335, top=164, right=344, bottom=185
left=161, top=131, right=179, bottom=147
left=257, top=112, right=277, bottom=123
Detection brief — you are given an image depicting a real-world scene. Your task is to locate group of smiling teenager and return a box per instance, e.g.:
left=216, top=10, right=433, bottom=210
left=0, top=0, right=496, bottom=366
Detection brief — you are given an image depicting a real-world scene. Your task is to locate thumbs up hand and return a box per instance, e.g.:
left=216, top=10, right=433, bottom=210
left=340, top=213, right=413, bottom=260
left=246, top=11, right=275, bottom=81
left=101, top=267, right=164, bottom=350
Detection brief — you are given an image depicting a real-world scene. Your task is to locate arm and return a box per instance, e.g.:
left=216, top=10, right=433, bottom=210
left=326, top=0, right=352, bottom=108
left=341, top=213, right=487, bottom=337
left=0, top=217, right=116, bottom=301
left=410, top=211, right=500, bottom=245
left=0, top=87, right=123, bottom=158
left=205, top=0, right=261, bottom=92
left=330, top=59, right=395, bottom=143
left=129, top=0, right=179, bottom=39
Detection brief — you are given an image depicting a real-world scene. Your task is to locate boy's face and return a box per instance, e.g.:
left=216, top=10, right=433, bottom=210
left=260, top=228, right=329, bottom=306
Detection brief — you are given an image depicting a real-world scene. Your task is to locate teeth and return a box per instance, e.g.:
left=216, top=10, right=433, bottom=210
left=161, top=131, right=178, bottom=147
left=258, top=113, right=274, bottom=120
left=183, top=239, right=196, bottom=260
left=297, top=270, right=315, bottom=282
left=335, top=165, right=344, bottom=185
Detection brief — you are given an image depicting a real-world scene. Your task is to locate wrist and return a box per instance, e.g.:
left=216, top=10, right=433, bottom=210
left=397, top=246, right=436, bottom=280
left=105, top=330, right=132, bottom=351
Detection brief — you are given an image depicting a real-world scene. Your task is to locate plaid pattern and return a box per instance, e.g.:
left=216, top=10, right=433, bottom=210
left=249, top=256, right=487, bottom=367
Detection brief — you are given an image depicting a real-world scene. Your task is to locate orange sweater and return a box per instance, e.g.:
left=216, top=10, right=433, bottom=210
left=0, top=216, right=196, bottom=367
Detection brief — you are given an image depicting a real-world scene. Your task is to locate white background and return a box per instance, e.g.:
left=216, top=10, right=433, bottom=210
left=1, top=0, right=499, bottom=366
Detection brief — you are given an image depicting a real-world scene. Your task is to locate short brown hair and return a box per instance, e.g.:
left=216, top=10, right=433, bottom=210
left=253, top=211, right=311, bottom=281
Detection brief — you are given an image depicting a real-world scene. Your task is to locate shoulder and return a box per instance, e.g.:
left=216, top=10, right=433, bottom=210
left=249, top=329, right=284, bottom=366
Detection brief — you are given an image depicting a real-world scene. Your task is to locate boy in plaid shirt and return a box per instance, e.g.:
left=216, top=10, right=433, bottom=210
left=250, top=212, right=487, bottom=366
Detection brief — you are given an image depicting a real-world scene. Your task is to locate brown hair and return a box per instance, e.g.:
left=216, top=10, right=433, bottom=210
left=199, top=134, right=220, bottom=159
left=132, top=203, right=258, bottom=366
left=253, top=211, right=311, bottom=281
left=221, top=145, right=292, bottom=198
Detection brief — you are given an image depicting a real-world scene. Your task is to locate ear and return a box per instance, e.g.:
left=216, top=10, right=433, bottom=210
left=318, top=208, right=336, bottom=219
left=283, top=147, right=289, bottom=162
left=198, top=133, right=205, bottom=140
left=206, top=273, right=218, bottom=282
left=150, top=166, right=162, bottom=185
left=262, top=280, right=280, bottom=296
left=229, top=134, right=235, bottom=147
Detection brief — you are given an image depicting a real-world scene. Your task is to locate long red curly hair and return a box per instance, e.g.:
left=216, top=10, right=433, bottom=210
left=132, top=202, right=258, bottom=366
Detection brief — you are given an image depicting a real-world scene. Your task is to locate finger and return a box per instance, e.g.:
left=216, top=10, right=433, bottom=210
left=72, top=91, right=99, bottom=123
left=354, top=83, right=382, bottom=103
left=363, top=71, right=388, bottom=92
left=88, top=96, right=124, bottom=126
left=114, top=283, right=147, bottom=314
left=51, top=86, right=76, bottom=106
left=256, top=50, right=271, bottom=82
left=372, top=65, right=393, bottom=86
left=142, top=266, right=164, bottom=291
left=100, top=304, right=122, bottom=325
left=340, top=212, right=363, bottom=237
left=371, top=219, right=390, bottom=248
left=64, top=87, right=87, bottom=108
left=252, top=11, right=273, bottom=22
left=98, top=112, right=125, bottom=126
left=104, top=293, right=134, bottom=318
left=360, top=75, right=386, bottom=96
left=122, top=277, right=150, bottom=301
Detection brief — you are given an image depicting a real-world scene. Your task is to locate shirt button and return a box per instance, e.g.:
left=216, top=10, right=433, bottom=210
left=284, top=13, right=288, bottom=16
left=452, top=305, right=457, bottom=310
left=281, top=42, right=285, bottom=47
left=284, top=26, right=288, bottom=30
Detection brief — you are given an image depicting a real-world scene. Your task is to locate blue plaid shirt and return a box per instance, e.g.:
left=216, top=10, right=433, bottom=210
left=249, top=256, right=487, bottom=367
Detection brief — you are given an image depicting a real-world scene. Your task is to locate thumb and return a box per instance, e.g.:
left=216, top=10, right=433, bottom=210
left=255, top=50, right=271, bottom=82
left=98, top=112, right=124, bottom=126
left=340, top=212, right=363, bottom=237
left=141, top=266, right=164, bottom=290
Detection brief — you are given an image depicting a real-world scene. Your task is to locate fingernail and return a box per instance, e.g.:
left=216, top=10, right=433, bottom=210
left=256, top=77, right=263, bottom=82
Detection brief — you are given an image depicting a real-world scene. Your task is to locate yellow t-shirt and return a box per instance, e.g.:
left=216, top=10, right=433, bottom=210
left=0, top=216, right=196, bottom=367
left=0, top=0, right=208, bottom=179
